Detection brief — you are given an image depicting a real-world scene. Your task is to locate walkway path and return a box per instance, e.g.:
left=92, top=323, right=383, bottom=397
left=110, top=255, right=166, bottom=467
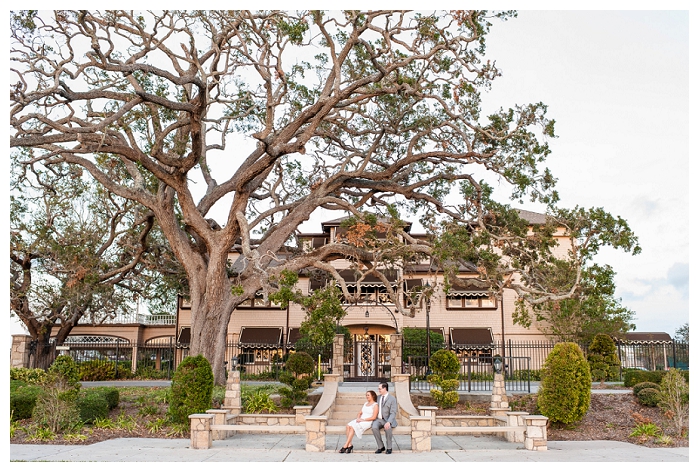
left=11, top=436, right=688, bottom=462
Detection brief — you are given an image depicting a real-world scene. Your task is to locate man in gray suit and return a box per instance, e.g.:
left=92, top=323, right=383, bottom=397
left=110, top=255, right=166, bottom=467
left=372, top=382, right=398, bottom=454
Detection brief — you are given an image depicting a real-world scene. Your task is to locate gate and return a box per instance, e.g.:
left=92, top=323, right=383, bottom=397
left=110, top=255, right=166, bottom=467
left=344, top=334, right=391, bottom=382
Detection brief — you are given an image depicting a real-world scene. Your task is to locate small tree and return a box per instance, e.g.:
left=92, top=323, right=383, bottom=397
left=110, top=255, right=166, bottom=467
left=427, top=349, right=461, bottom=409
left=657, top=368, right=689, bottom=436
left=168, top=355, right=214, bottom=426
left=537, top=342, right=591, bottom=424
left=587, top=333, right=621, bottom=384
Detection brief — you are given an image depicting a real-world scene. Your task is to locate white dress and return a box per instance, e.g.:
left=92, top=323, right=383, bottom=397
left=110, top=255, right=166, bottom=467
left=347, top=402, right=377, bottom=439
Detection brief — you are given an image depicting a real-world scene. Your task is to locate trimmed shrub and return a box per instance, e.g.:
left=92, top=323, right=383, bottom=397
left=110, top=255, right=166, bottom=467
left=90, top=387, right=120, bottom=409
left=10, top=383, right=42, bottom=420
left=78, top=360, right=132, bottom=381
left=168, top=355, right=214, bottom=426
left=278, top=352, right=314, bottom=408
left=623, top=369, right=665, bottom=387
left=285, top=352, right=315, bottom=377
left=636, top=388, right=661, bottom=407
left=537, top=342, right=591, bottom=424
left=278, top=371, right=295, bottom=386
left=428, top=349, right=461, bottom=409
left=77, top=390, right=110, bottom=423
left=429, top=349, right=461, bottom=380
left=587, top=334, right=621, bottom=382
left=49, top=354, right=80, bottom=389
left=633, top=381, right=661, bottom=397
left=10, top=367, right=47, bottom=384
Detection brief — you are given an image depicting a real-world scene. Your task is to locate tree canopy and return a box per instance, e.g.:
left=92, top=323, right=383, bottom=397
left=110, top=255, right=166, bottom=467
left=10, top=10, right=639, bottom=383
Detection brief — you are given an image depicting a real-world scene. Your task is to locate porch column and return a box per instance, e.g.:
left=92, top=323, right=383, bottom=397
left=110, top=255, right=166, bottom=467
left=332, top=333, right=344, bottom=381
left=390, top=333, right=403, bottom=377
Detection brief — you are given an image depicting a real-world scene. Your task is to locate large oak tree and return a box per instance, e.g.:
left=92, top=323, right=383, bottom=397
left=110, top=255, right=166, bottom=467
left=10, top=10, right=638, bottom=383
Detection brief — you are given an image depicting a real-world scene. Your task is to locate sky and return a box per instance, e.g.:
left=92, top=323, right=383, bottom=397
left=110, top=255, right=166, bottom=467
left=7, top=8, right=692, bottom=341
left=476, top=10, right=690, bottom=337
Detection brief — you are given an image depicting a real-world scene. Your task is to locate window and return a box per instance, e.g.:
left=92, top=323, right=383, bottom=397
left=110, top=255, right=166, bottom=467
left=237, top=292, right=282, bottom=309
left=343, top=285, right=395, bottom=305
left=446, top=294, right=497, bottom=309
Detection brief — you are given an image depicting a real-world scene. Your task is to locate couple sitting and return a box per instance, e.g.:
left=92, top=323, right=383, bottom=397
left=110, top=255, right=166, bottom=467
left=340, top=382, right=397, bottom=454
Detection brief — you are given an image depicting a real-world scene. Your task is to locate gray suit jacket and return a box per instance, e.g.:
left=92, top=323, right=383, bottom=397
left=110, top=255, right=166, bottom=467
left=377, top=393, right=398, bottom=428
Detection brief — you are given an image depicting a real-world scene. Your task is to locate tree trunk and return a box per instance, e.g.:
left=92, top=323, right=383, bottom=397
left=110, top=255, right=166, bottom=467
left=32, top=328, right=57, bottom=370
left=187, top=256, right=235, bottom=385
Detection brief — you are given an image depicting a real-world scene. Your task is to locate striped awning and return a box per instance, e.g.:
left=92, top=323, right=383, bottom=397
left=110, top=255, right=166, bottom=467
left=450, top=328, right=494, bottom=347
left=338, top=269, right=399, bottom=287
left=238, top=327, right=283, bottom=348
left=447, top=278, right=493, bottom=297
left=616, top=332, right=673, bottom=344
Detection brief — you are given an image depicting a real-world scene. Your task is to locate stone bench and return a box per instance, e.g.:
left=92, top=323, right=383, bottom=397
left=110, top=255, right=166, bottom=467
left=190, top=413, right=548, bottom=453
left=212, top=424, right=305, bottom=434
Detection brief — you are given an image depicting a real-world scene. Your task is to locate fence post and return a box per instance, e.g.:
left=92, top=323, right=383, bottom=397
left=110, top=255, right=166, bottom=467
left=115, top=339, right=120, bottom=379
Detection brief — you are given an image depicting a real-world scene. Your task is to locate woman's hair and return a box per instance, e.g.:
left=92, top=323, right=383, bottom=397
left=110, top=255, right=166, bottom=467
left=366, top=390, right=378, bottom=402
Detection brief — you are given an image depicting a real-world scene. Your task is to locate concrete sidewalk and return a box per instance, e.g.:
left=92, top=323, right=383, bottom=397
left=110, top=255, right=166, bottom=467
left=11, top=435, right=689, bottom=462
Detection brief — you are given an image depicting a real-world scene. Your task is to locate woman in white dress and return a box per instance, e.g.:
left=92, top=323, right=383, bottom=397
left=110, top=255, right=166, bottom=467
left=340, top=390, right=378, bottom=453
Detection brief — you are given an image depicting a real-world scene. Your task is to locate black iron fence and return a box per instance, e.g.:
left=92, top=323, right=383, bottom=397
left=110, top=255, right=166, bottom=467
left=25, top=336, right=689, bottom=385
left=407, top=355, right=532, bottom=392
left=403, top=339, right=689, bottom=392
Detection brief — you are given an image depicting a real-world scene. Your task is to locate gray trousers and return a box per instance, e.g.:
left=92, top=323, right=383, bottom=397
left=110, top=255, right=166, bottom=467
left=371, top=419, right=393, bottom=449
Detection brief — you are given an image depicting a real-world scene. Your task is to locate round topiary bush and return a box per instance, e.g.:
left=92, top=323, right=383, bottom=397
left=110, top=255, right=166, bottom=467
left=77, top=390, right=110, bottom=423
left=429, top=349, right=460, bottom=379
left=637, top=387, right=661, bottom=407
left=285, top=351, right=315, bottom=377
left=537, top=342, right=592, bottom=424
left=168, top=354, right=214, bottom=426
left=633, top=381, right=661, bottom=397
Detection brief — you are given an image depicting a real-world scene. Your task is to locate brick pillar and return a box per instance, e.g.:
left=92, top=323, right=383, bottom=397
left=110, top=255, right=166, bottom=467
left=224, top=369, right=242, bottom=415
left=189, top=414, right=213, bottom=449
left=505, top=411, right=528, bottom=442
left=418, top=405, right=438, bottom=426
left=305, top=416, right=327, bottom=452
left=294, top=405, right=313, bottom=425
left=524, top=415, right=548, bottom=451
left=10, top=335, right=32, bottom=369
left=206, top=409, right=229, bottom=440
left=489, top=372, right=509, bottom=417
left=332, top=333, right=344, bottom=380
left=410, top=416, right=432, bottom=452
left=390, top=333, right=403, bottom=377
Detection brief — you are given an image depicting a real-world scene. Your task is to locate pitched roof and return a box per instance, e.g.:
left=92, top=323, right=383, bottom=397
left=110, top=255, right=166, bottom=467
left=618, top=332, right=673, bottom=343
left=516, top=209, right=548, bottom=225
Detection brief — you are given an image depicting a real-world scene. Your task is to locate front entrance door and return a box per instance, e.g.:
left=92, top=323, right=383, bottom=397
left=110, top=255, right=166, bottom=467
left=345, top=334, right=390, bottom=381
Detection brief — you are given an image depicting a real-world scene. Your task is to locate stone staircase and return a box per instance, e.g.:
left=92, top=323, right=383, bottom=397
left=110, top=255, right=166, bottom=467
left=327, top=392, right=368, bottom=426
